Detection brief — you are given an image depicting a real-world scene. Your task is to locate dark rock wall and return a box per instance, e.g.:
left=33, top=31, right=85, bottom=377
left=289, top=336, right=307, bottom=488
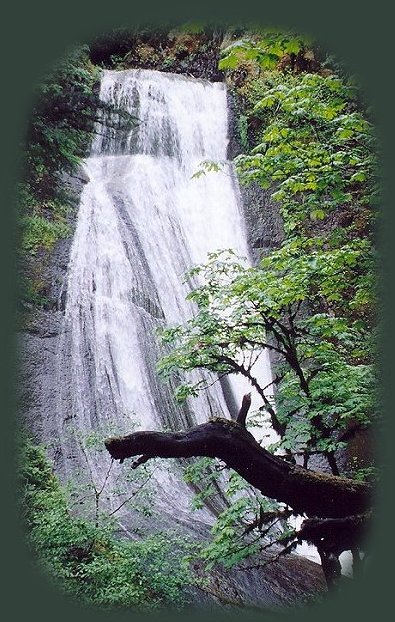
left=226, top=90, right=285, bottom=263
left=17, top=169, right=87, bottom=446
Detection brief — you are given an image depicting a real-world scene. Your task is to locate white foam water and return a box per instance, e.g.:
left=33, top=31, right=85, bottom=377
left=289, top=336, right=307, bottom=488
left=55, top=69, right=274, bottom=532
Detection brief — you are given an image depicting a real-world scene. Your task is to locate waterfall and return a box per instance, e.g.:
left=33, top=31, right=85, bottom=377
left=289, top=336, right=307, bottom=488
left=55, top=69, right=274, bottom=535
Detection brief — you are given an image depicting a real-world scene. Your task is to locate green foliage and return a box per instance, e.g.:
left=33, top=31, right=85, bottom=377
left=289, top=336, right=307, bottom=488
left=184, top=457, right=224, bottom=510
left=203, top=496, right=261, bottom=568
left=234, top=71, right=377, bottom=235
left=219, top=30, right=310, bottom=72
left=18, top=274, right=50, bottom=308
left=17, top=45, right=100, bottom=314
left=24, top=45, right=101, bottom=199
left=347, top=464, right=380, bottom=483
left=20, top=214, right=71, bottom=254
left=237, top=114, right=249, bottom=151
left=155, top=31, right=378, bottom=574
left=159, top=245, right=376, bottom=461
left=18, top=435, right=192, bottom=611
left=18, top=29, right=378, bottom=584
left=184, top=458, right=296, bottom=569
left=59, top=421, right=161, bottom=530
left=191, top=159, right=225, bottom=179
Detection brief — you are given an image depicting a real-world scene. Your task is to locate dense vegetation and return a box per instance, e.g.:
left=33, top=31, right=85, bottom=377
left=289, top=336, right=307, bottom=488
left=18, top=24, right=379, bottom=608
left=17, top=46, right=97, bottom=310
left=19, top=434, right=192, bottom=610
left=156, top=29, right=378, bottom=581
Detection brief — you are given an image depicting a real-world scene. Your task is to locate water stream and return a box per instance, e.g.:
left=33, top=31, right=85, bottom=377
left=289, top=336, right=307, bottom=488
left=55, top=68, right=274, bottom=535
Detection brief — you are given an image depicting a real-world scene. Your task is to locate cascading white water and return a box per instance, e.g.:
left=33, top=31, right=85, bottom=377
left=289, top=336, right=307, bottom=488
left=55, top=69, right=274, bottom=534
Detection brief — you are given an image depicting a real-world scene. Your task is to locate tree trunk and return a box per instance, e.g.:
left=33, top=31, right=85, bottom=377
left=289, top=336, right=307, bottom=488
left=104, top=418, right=371, bottom=520
left=105, top=416, right=372, bottom=587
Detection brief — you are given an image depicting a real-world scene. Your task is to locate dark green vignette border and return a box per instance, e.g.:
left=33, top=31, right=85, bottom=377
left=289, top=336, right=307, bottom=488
left=2, top=1, right=393, bottom=621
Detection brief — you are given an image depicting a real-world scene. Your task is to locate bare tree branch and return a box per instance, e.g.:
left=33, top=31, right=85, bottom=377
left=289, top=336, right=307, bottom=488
left=236, top=393, right=252, bottom=427
left=104, top=418, right=371, bottom=520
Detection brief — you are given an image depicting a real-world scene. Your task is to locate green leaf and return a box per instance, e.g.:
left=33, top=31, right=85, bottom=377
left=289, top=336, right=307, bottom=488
left=285, top=38, right=302, bottom=54
left=350, top=171, right=366, bottom=183
left=310, top=209, right=325, bottom=220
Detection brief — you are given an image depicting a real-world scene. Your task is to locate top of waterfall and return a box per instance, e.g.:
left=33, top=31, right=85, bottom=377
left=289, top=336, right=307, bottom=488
left=94, top=65, right=230, bottom=162
left=103, top=67, right=226, bottom=89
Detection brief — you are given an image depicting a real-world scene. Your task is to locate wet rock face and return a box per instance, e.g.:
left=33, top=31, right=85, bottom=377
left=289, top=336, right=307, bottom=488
left=226, top=90, right=285, bottom=264
left=239, top=181, right=285, bottom=262
left=17, top=316, right=61, bottom=449
left=187, top=555, right=325, bottom=610
left=17, top=168, right=85, bottom=446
